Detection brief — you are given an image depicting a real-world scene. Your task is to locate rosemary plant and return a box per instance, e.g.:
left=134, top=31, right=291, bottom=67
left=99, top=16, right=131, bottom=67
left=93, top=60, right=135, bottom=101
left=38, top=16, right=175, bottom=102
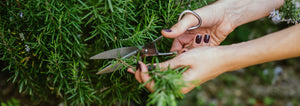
left=0, top=0, right=211, bottom=105
left=2, top=0, right=298, bottom=105
left=269, top=0, right=300, bottom=24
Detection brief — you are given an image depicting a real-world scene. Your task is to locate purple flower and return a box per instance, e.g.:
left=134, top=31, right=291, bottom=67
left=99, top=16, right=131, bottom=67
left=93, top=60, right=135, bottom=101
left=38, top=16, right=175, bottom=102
left=19, top=11, right=23, bottom=18
left=25, top=44, right=30, bottom=52
left=269, top=9, right=282, bottom=24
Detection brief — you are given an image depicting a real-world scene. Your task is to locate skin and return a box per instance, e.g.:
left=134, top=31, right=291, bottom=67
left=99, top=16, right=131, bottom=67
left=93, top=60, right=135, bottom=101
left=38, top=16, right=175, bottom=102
left=128, top=24, right=300, bottom=94
left=162, top=0, right=285, bottom=53
left=127, top=0, right=295, bottom=94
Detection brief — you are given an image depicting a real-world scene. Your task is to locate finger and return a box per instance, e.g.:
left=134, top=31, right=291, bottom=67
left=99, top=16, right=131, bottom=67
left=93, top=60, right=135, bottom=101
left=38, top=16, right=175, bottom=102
left=139, top=61, right=155, bottom=92
left=203, top=34, right=210, bottom=46
left=192, top=34, right=203, bottom=48
left=135, top=68, right=142, bottom=83
left=161, top=4, right=220, bottom=39
left=158, top=56, right=187, bottom=71
left=183, top=43, right=191, bottom=48
left=139, top=62, right=152, bottom=82
left=178, top=48, right=189, bottom=54
left=170, top=39, right=183, bottom=52
left=127, top=68, right=135, bottom=74
left=161, top=14, right=198, bottom=38
left=170, top=33, right=194, bottom=52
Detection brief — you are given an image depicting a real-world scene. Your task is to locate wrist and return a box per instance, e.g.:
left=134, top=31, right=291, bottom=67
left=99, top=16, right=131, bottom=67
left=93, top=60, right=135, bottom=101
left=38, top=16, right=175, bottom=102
left=218, top=0, right=251, bottom=28
left=216, top=43, right=261, bottom=72
left=211, top=0, right=240, bottom=28
left=215, top=46, right=240, bottom=73
left=217, top=0, right=285, bottom=28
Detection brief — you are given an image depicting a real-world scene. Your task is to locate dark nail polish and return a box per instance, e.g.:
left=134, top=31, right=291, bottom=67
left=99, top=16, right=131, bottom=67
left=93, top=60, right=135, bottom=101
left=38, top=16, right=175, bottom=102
left=147, top=65, right=156, bottom=71
left=195, top=34, right=202, bottom=44
left=136, top=62, right=141, bottom=70
left=204, top=34, right=210, bottom=43
left=182, top=50, right=186, bottom=53
left=163, top=29, right=172, bottom=32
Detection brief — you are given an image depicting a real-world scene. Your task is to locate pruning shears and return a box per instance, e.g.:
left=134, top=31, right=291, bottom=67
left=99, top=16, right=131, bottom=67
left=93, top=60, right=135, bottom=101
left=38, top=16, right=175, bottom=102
left=90, top=36, right=177, bottom=75
left=90, top=10, right=202, bottom=75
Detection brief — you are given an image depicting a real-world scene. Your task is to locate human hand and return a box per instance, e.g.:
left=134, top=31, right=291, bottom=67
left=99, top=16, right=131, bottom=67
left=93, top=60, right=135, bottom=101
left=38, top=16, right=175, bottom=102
left=127, top=47, right=230, bottom=94
left=162, top=2, right=235, bottom=53
left=162, top=0, right=285, bottom=53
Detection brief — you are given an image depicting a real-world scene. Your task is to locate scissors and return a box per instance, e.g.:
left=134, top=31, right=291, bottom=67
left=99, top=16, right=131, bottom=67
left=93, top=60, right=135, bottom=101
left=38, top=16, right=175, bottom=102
left=90, top=10, right=202, bottom=75
left=90, top=36, right=177, bottom=75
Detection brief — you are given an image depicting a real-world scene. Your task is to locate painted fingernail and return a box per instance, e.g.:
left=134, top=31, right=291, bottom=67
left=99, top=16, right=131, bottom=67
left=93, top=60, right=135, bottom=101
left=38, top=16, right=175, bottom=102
left=204, top=34, right=210, bottom=43
left=163, top=29, right=172, bottom=32
left=147, top=65, right=156, bottom=71
left=182, top=50, right=186, bottom=53
left=195, top=34, right=202, bottom=44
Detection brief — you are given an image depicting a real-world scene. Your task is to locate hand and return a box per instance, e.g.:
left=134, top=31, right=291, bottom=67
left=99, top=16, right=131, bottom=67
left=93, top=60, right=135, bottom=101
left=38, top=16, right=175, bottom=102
left=161, top=2, right=235, bottom=53
left=127, top=47, right=229, bottom=94
left=162, top=0, right=284, bottom=53
left=127, top=0, right=288, bottom=94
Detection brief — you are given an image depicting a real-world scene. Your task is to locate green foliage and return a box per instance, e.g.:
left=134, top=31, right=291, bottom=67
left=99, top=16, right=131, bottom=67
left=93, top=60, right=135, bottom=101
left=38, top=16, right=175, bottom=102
left=263, top=97, right=274, bottom=105
left=0, top=0, right=211, bottom=105
left=247, top=98, right=256, bottom=105
left=1, top=0, right=92, bottom=104
left=280, top=0, right=300, bottom=23
left=269, top=0, right=300, bottom=24
left=2, top=0, right=296, bottom=105
left=147, top=60, right=188, bottom=106
left=1, top=98, right=20, bottom=106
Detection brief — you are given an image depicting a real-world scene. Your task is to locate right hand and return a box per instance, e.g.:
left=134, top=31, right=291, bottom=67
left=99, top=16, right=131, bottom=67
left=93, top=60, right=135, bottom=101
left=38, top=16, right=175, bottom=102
left=128, top=46, right=230, bottom=94
left=161, top=1, right=236, bottom=53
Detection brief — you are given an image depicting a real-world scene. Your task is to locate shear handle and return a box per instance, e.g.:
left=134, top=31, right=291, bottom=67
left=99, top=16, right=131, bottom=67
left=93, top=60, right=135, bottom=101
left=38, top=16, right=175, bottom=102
left=141, top=36, right=177, bottom=56
left=158, top=52, right=177, bottom=56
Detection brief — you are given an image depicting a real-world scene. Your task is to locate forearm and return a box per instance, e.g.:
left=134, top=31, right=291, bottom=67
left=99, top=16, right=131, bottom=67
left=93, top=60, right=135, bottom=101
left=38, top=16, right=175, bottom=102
left=222, top=24, right=300, bottom=71
left=188, top=0, right=284, bottom=29
left=220, top=0, right=285, bottom=27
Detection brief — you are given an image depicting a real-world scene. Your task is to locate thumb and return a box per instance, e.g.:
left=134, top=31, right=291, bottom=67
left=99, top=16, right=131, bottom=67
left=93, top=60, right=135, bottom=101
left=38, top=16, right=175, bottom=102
left=161, top=14, right=198, bottom=38
left=162, top=4, right=221, bottom=38
left=158, top=56, right=187, bottom=71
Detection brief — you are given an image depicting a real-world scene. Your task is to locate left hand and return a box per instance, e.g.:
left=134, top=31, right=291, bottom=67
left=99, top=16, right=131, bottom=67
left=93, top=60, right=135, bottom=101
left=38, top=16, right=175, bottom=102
left=161, top=1, right=236, bottom=53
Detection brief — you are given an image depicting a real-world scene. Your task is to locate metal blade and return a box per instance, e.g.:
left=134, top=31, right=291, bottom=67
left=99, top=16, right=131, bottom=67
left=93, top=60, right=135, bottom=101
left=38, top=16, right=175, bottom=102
left=90, top=47, right=138, bottom=59
left=94, top=36, right=165, bottom=74
left=95, top=49, right=139, bottom=74
left=96, top=62, right=123, bottom=75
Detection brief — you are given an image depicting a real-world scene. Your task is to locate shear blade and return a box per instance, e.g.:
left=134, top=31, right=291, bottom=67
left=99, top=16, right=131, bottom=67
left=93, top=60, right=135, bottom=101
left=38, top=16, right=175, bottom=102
left=90, top=47, right=138, bottom=59
left=96, top=62, right=123, bottom=75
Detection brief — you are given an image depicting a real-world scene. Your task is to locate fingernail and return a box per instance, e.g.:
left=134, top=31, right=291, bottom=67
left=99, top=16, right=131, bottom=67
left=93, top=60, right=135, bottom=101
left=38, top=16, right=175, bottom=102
left=147, top=65, right=156, bottom=71
left=136, top=62, right=141, bottom=70
left=204, top=34, right=210, bottom=43
left=182, top=50, right=186, bottom=53
left=195, top=34, right=202, bottom=44
left=163, top=29, right=172, bottom=32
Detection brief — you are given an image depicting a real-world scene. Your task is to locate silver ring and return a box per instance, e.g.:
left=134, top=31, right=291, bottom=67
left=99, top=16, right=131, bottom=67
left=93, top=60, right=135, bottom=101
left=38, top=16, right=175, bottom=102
left=178, top=10, right=202, bottom=30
